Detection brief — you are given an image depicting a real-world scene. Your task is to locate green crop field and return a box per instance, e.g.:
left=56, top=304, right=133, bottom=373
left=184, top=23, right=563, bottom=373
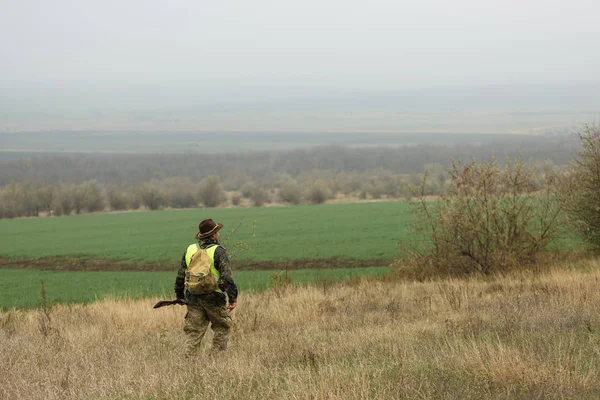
left=0, top=202, right=413, bottom=266
left=0, top=202, right=407, bottom=308
left=0, top=200, right=583, bottom=309
left=0, top=267, right=389, bottom=309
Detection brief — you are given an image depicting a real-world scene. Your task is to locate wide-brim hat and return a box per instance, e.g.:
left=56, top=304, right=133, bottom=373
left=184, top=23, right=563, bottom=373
left=195, top=218, right=224, bottom=240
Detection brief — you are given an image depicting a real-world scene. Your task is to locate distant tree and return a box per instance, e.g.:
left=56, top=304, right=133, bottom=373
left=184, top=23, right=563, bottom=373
left=335, top=172, right=364, bottom=195
left=137, top=183, right=166, bottom=211
left=559, top=123, right=600, bottom=248
left=197, top=176, right=226, bottom=208
left=223, top=171, right=253, bottom=191
left=52, top=185, right=75, bottom=216
left=307, top=181, right=332, bottom=204
left=72, top=184, right=87, bottom=214
left=231, top=192, right=242, bottom=206
left=240, top=182, right=257, bottom=199
left=80, top=181, right=105, bottom=213
left=365, top=182, right=384, bottom=199
left=107, top=187, right=130, bottom=211
left=279, top=182, right=302, bottom=204
left=0, top=183, right=26, bottom=218
left=0, top=198, right=7, bottom=219
left=0, top=136, right=580, bottom=188
left=36, top=185, right=55, bottom=214
left=250, top=186, right=270, bottom=207
left=163, top=178, right=198, bottom=209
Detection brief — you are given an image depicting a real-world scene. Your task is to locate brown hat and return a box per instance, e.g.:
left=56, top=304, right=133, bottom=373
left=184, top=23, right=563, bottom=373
left=195, top=219, right=224, bottom=240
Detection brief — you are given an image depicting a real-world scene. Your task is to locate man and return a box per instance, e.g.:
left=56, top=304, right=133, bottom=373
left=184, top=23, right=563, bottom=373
left=175, top=218, right=238, bottom=355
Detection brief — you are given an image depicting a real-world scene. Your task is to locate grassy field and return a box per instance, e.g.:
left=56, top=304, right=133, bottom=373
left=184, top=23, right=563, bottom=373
left=0, top=200, right=584, bottom=310
left=0, top=201, right=413, bottom=265
left=0, top=202, right=406, bottom=309
left=0, top=267, right=389, bottom=309
left=2, top=260, right=600, bottom=399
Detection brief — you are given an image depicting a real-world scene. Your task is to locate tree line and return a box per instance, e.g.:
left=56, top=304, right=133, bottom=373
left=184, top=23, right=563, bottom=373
left=0, top=172, right=440, bottom=218
left=0, top=135, right=577, bottom=187
left=0, top=134, right=578, bottom=219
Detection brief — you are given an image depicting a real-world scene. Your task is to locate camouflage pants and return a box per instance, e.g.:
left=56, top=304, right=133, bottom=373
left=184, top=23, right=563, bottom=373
left=183, top=302, right=231, bottom=355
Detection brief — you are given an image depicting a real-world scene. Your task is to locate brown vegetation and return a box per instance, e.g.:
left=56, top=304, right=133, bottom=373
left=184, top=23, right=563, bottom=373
left=2, top=260, right=600, bottom=399
left=559, top=123, right=600, bottom=249
left=0, top=137, right=576, bottom=219
left=403, top=155, right=564, bottom=278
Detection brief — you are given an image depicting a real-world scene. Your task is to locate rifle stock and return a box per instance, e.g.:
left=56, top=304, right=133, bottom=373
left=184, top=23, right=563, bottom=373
left=153, top=299, right=186, bottom=309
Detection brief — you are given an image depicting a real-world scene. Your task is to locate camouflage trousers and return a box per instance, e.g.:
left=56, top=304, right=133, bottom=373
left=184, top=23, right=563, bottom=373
left=183, top=302, right=232, bottom=355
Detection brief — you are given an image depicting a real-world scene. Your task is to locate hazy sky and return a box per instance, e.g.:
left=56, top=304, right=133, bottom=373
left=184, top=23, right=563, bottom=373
left=1, top=0, right=599, bottom=90
left=1, top=0, right=599, bottom=133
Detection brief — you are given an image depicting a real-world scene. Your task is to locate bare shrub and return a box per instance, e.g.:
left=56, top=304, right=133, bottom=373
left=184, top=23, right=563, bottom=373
left=231, top=192, right=241, bottom=206
left=197, top=176, right=226, bottom=208
left=163, top=178, right=198, bottom=209
left=401, top=155, right=564, bottom=277
left=35, top=184, right=55, bottom=215
left=559, top=123, right=600, bottom=249
left=250, top=186, right=270, bottom=207
left=361, top=183, right=381, bottom=199
left=0, top=183, right=26, bottom=218
left=79, top=181, right=105, bottom=213
left=51, top=185, right=75, bottom=216
left=307, top=181, right=332, bottom=204
left=240, top=182, right=256, bottom=198
left=107, top=188, right=130, bottom=211
left=136, top=183, right=167, bottom=211
left=279, top=182, right=302, bottom=204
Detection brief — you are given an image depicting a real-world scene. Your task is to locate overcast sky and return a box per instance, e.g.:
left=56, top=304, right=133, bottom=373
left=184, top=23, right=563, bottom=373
left=1, top=0, right=599, bottom=90
left=1, top=0, right=599, bottom=133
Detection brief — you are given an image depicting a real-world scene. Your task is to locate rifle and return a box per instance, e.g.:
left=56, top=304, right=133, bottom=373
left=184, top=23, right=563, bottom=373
left=153, top=298, right=186, bottom=309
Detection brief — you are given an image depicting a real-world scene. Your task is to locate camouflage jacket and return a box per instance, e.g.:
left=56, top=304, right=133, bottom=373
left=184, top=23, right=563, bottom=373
left=174, top=238, right=238, bottom=305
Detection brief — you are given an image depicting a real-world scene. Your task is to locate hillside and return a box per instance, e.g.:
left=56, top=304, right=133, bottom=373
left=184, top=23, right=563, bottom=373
left=2, top=260, right=600, bottom=399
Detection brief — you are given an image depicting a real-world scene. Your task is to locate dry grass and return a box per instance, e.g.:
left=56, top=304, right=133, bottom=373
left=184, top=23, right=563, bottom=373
left=3, top=260, right=600, bottom=399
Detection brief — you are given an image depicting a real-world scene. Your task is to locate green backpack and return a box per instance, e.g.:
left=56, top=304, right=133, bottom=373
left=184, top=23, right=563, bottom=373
left=184, top=244, right=219, bottom=295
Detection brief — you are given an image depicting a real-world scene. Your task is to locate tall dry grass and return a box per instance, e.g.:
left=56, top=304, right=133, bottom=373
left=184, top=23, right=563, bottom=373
left=2, top=260, right=600, bottom=399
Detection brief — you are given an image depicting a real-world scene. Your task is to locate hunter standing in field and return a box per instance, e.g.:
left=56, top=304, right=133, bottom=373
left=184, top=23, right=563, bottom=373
left=175, top=218, right=238, bottom=355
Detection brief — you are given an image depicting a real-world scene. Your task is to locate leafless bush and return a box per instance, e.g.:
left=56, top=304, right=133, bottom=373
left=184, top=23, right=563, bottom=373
left=163, top=178, right=198, bottom=208
left=51, top=184, right=75, bottom=216
left=250, top=186, right=270, bottom=207
left=240, top=182, right=257, bottom=199
left=401, top=155, right=564, bottom=277
left=136, top=183, right=167, bottom=211
left=558, top=123, right=600, bottom=249
left=107, top=187, right=130, bottom=211
left=231, top=192, right=241, bottom=206
left=279, top=182, right=302, bottom=204
left=307, top=181, right=332, bottom=204
left=79, top=181, right=105, bottom=213
left=197, top=176, right=226, bottom=208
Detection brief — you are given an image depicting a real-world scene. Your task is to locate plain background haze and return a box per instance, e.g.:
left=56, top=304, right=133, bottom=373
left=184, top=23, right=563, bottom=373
left=1, top=0, right=599, bottom=133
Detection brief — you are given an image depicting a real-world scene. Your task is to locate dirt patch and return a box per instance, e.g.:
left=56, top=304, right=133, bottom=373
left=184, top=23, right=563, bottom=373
left=0, top=256, right=392, bottom=272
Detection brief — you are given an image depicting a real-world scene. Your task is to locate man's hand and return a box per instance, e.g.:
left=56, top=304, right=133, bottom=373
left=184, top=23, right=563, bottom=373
left=227, top=302, right=237, bottom=312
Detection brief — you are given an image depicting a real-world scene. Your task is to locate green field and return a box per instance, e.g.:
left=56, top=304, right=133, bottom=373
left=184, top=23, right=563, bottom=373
left=0, top=267, right=389, bottom=309
left=1, top=200, right=582, bottom=309
left=0, top=202, right=413, bottom=265
left=0, top=202, right=408, bottom=308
